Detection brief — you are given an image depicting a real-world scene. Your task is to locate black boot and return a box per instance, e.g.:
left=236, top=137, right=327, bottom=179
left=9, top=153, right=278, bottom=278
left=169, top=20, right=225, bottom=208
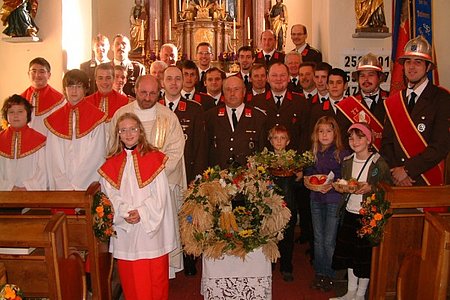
left=184, top=254, right=197, bottom=276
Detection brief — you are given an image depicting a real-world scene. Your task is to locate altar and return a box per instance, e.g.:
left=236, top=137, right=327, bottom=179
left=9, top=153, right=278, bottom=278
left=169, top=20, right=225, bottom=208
left=201, top=248, right=272, bottom=300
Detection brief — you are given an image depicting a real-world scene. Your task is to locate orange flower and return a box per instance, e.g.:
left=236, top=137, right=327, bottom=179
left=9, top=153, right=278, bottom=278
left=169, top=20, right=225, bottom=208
left=359, top=208, right=366, bottom=215
left=371, top=205, right=378, bottom=212
left=96, top=206, right=104, bottom=214
left=374, top=213, right=383, bottom=221
left=4, top=285, right=16, bottom=298
left=371, top=193, right=376, bottom=200
left=370, top=219, right=377, bottom=227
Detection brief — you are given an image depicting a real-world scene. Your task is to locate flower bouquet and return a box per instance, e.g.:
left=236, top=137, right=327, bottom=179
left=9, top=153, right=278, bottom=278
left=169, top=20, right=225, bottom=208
left=0, top=284, right=23, bottom=300
left=179, top=165, right=291, bottom=262
left=247, top=148, right=315, bottom=177
left=357, top=192, right=392, bottom=245
left=92, top=191, right=116, bottom=243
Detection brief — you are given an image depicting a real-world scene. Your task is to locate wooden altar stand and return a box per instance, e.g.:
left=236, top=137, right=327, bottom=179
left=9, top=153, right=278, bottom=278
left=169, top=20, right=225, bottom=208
left=0, top=213, right=86, bottom=299
left=0, top=182, right=112, bottom=300
left=370, top=183, right=450, bottom=299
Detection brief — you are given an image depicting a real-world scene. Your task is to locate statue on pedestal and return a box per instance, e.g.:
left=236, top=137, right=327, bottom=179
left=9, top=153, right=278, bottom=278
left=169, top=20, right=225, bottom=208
left=195, top=0, right=214, bottom=20
left=129, top=0, right=147, bottom=53
left=1, top=0, right=38, bottom=37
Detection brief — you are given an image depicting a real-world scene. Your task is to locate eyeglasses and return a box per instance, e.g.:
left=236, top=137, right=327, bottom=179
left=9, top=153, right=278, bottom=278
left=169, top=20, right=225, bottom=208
left=66, top=84, right=84, bottom=89
left=118, top=127, right=139, bottom=134
left=137, top=90, right=159, bottom=98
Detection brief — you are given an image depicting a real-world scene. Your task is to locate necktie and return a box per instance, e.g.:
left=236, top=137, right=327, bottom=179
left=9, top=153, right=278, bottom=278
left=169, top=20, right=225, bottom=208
left=291, top=78, right=297, bottom=85
left=365, top=95, right=377, bottom=112
left=275, top=95, right=282, bottom=109
left=244, top=75, right=249, bottom=86
left=321, top=97, right=326, bottom=103
left=265, top=55, right=271, bottom=64
left=200, top=71, right=206, bottom=83
left=185, top=93, right=191, bottom=100
left=408, top=92, right=416, bottom=113
left=231, top=108, right=238, bottom=131
left=169, top=102, right=174, bottom=111
left=307, top=94, right=313, bottom=101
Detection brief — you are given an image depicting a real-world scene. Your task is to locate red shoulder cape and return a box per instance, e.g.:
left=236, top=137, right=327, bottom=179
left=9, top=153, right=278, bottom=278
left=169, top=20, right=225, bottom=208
left=0, top=125, right=46, bottom=159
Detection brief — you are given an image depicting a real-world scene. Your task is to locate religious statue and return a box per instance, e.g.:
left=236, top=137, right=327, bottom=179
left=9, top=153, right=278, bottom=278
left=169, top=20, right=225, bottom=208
left=195, top=0, right=214, bottom=20
left=129, top=0, right=147, bottom=53
left=355, top=0, right=387, bottom=30
left=269, top=0, right=288, bottom=51
left=1, top=0, right=39, bottom=37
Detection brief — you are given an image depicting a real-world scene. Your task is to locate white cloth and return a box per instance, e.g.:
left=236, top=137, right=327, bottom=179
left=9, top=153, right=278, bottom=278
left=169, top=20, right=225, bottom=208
left=101, top=149, right=177, bottom=260
left=346, top=156, right=374, bottom=214
left=201, top=248, right=272, bottom=299
left=110, top=101, right=186, bottom=276
left=0, top=146, right=47, bottom=190
left=46, top=121, right=106, bottom=190
left=29, top=100, right=66, bottom=137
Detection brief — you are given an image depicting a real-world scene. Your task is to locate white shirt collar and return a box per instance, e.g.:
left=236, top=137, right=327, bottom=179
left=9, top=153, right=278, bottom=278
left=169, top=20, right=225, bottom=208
left=263, top=49, right=276, bottom=57
left=165, top=96, right=181, bottom=110
left=295, top=44, right=307, bottom=54
left=407, top=78, right=428, bottom=99
left=226, top=103, right=245, bottom=131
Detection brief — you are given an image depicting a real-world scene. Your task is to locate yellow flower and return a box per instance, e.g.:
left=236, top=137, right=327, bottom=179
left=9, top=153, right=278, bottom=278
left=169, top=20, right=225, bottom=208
left=203, top=167, right=214, bottom=179
left=239, top=229, right=254, bottom=238
left=1, top=120, right=8, bottom=130
left=257, top=166, right=265, bottom=173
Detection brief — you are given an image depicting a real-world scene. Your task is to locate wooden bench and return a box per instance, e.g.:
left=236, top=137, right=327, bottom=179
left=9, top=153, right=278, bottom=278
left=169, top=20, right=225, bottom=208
left=0, top=182, right=112, bottom=300
left=370, top=183, right=450, bottom=300
left=0, top=213, right=85, bottom=299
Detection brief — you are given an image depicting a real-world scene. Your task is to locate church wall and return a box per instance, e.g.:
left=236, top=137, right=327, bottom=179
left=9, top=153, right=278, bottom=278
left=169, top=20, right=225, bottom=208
left=0, top=0, right=449, bottom=106
left=0, top=0, right=63, bottom=102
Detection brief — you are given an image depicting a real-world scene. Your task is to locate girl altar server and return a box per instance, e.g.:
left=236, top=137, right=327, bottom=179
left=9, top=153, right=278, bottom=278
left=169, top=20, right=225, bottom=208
left=98, top=112, right=177, bottom=300
left=330, top=122, right=391, bottom=300
left=0, top=94, right=47, bottom=190
left=45, top=69, right=107, bottom=190
left=305, top=116, right=349, bottom=292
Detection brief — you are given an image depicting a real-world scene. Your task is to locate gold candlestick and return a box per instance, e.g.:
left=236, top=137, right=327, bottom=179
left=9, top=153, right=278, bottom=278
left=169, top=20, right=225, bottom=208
left=228, top=38, right=240, bottom=73
left=153, top=40, right=160, bottom=57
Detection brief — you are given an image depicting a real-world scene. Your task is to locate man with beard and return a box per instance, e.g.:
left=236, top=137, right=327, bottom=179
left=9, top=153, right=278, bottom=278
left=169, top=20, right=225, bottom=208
left=299, top=62, right=317, bottom=100
left=336, top=53, right=388, bottom=151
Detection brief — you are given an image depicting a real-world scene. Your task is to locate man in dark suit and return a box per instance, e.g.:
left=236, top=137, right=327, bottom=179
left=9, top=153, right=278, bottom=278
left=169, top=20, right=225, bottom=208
left=112, top=34, right=146, bottom=98
left=254, top=30, right=285, bottom=69
left=308, top=68, right=351, bottom=149
left=204, top=67, right=226, bottom=109
left=236, top=46, right=254, bottom=91
left=180, top=60, right=216, bottom=111
left=351, top=53, right=389, bottom=124
left=80, top=34, right=110, bottom=95
left=311, top=62, right=332, bottom=107
left=160, top=65, right=208, bottom=275
left=381, top=36, right=449, bottom=191
left=299, top=62, right=317, bottom=100
left=205, top=76, right=267, bottom=169
left=291, top=24, right=322, bottom=64
left=195, top=42, right=213, bottom=93
left=285, top=51, right=303, bottom=93
left=251, top=62, right=309, bottom=153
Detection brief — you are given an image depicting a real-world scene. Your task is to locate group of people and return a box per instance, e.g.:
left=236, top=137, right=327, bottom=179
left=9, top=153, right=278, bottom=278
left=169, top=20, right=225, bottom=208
left=0, top=21, right=448, bottom=300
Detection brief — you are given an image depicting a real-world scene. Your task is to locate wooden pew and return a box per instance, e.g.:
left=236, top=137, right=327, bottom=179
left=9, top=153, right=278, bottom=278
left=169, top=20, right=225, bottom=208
left=0, top=182, right=112, bottom=300
left=369, top=183, right=450, bottom=300
left=0, top=213, right=86, bottom=299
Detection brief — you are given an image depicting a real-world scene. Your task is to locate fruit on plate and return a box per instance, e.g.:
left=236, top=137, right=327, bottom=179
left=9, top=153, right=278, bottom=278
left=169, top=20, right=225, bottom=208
left=309, top=175, right=327, bottom=185
left=348, top=178, right=358, bottom=186
left=318, top=175, right=327, bottom=184
left=309, top=176, right=320, bottom=185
